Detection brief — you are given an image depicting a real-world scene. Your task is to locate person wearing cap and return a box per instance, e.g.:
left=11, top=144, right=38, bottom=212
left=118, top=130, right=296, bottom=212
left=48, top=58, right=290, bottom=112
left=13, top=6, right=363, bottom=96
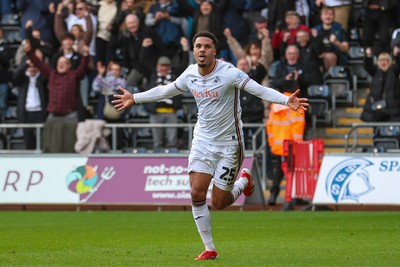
left=112, top=31, right=308, bottom=260
left=142, top=37, right=189, bottom=149
left=143, top=55, right=183, bottom=149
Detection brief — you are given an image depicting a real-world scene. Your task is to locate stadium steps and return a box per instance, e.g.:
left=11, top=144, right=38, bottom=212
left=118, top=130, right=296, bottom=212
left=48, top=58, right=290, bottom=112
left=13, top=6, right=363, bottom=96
left=358, top=97, right=366, bottom=106
left=314, top=88, right=373, bottom=153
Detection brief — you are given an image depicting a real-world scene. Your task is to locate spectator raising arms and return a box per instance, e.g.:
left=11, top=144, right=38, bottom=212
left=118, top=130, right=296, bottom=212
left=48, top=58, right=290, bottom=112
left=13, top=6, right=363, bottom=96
left=360, top=48, right=400, bottom=123
left=25, top=40, right=89, bottom=123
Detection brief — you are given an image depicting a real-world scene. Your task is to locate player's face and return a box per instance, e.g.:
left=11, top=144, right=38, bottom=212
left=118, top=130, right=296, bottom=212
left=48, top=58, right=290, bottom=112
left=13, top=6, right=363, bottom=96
left=193, top=36, right=216, bottom=68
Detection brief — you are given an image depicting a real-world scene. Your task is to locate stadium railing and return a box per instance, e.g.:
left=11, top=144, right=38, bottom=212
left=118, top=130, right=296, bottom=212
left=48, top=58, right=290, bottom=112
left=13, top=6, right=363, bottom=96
left=345, top=122, right=400, bottom=153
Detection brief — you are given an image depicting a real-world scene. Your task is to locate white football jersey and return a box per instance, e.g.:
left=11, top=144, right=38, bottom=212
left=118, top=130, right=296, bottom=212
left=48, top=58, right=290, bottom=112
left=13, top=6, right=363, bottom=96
left=134, top=59, right=289, bottom=146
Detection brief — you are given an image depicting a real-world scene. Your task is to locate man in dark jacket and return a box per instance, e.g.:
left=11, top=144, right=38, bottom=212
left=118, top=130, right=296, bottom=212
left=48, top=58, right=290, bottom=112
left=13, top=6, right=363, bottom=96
left=119, top=13, right=165, bottom=88
left=363, top=0, right=398, bottom=54
left=0, top=27, right=13, bottom=122
left=144, top=56, right=183, bottom=149
left=273, top=44, right=322, bottom=97
left=360, top=49, right=400, bottom=122
left=237, top=57, right=267, bottom=149
left=13, top=50, right=48, bottom=149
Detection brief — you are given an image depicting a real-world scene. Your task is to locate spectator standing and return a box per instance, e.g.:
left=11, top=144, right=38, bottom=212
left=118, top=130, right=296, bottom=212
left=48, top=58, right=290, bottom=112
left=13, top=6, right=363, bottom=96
left=16, top=0, right=58, bottom=45
left=51, top=33, right=81, bottom=70
left=271, top=11, right=311, bottom=61
left=362, top=0, right=397, bottom=54
left=143, top=37, right=189, bottom=149
left=54, top=2, right=93, bottom=63
left=315, top=0, right=352, bottom=31
left=144, top=56, right=183, bottom=149
left=293, top=29, right=320, bottom=67
left=268, top=0, right=296, bottom=33
left=92, top=61, right=127, bottom=149
left=65, top=0, right=98, bottom=59
left=145, top=0, right=184, bottom=62
left=236, top=57, right=267, bottom=149
left=92, top=61, right=127, bottom=120
left=0, top=27, right=12, bottom=122
left=218, top=0, right=249, bottom=65
left=96, top=0, right=118, bottom=66
left=312, top=6, right=349, bottom=71
left=109, top=0, right=145, bottom=63
left=266, top=91, right=306, bottom=205
left=242, top=0, right=268, bottom=38
left=14, top=20, right=55, bottom=65
left=54, top=2, right=94, bottom=113
left=25, top=41, right=89, bottom=123
left=0, top=0, right=14, bottom=20
left=177, top=0, right=227, bottom=63
left=273, top=45, right=322, bottom=97
left=360, top=48, right=400, bottom=123
left=224, top=25, right=272, bottom=86
left=119, top=13, right=164, bottom=87
left=12, top=50, right=48, bottom=149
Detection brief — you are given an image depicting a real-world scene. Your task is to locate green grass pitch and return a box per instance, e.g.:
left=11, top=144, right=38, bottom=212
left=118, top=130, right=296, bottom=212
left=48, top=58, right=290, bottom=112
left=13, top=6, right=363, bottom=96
left=1, top=210, right=399, bottom=266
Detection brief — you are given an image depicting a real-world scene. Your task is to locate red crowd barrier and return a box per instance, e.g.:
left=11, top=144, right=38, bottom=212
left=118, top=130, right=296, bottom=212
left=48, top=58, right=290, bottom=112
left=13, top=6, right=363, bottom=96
left=282, top=139, right=324, bottom=203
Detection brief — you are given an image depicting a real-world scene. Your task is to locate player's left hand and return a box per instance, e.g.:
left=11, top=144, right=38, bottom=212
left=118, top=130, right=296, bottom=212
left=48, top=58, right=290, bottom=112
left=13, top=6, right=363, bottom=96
left=112, top=87, right=135, bottom=111
left=287, top=89, right=309, bottom=113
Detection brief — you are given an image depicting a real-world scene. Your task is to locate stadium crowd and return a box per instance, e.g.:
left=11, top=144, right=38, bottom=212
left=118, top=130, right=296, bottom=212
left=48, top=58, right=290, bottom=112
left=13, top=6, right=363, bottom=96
left=0, top=0, right=400, bottom=152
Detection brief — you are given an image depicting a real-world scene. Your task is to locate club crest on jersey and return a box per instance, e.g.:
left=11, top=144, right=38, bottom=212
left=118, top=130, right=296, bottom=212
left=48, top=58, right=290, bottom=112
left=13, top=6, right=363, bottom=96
left=236, top=71, right=245, bottom=79
left=213, top=76, right=220, bottom=84
left=325, top=158, right=375, bottom=203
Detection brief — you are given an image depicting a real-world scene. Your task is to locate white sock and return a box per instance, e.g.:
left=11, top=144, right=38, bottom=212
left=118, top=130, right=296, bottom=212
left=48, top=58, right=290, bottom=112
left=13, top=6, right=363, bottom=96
left=230, top=177, right=247, bottom=203
left=192, top=202, right=216, bottom=251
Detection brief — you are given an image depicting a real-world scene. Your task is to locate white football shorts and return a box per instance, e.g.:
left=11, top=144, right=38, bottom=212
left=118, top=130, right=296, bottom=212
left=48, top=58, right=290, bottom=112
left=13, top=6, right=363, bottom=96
left=188, top=139, right=243, bottom=191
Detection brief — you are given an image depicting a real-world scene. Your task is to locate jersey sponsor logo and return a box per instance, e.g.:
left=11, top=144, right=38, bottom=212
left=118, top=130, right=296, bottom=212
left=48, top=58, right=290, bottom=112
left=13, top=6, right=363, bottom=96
left=192, top=89, right=219, bottom=99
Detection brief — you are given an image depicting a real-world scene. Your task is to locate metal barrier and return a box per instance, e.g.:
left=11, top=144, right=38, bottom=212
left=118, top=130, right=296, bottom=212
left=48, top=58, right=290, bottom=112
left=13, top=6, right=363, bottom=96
left=344, top=122, right=400, bottom=152
left=0, top=121, right=266, bottom=150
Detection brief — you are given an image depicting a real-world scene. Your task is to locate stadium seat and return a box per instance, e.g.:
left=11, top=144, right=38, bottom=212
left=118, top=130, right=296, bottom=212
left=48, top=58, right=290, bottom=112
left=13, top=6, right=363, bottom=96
left=373, top=126, right=400, bottom=152
left=324, top=66, right=355, bottom=106
left=307, top=85, right=334, bottom=129
left=347, top=47, right=371, bottom=87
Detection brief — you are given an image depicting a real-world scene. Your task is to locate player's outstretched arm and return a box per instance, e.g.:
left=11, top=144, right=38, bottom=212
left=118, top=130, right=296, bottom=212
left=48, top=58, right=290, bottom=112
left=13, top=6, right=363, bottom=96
left=112, top=87, right=135, bottom=112
left=287, top=89, right=309, bottom=113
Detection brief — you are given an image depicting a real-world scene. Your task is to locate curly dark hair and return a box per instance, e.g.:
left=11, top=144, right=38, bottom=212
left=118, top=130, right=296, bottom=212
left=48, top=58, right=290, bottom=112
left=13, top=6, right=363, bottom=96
left=192, top=31, right=218, bottom=49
